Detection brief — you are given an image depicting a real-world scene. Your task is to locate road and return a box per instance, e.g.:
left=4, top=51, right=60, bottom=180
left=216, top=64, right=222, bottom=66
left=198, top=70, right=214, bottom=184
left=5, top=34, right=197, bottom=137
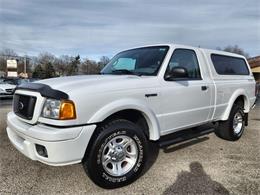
left=0, top=99, right=259, bottom=194
left=0, top=98, right=12, bottom=107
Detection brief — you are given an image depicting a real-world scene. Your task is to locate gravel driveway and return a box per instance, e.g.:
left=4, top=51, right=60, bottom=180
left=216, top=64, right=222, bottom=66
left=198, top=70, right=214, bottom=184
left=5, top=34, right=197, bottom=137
left=0, top=100, right=259, bottom=194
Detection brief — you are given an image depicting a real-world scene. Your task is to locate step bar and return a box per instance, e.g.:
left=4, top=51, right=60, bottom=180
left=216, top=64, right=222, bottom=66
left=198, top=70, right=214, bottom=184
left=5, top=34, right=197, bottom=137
left=158, top=127, right=215, bottom=148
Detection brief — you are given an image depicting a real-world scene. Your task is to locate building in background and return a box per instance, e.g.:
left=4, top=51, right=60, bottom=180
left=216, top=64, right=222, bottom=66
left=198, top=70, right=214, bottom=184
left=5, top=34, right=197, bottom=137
left=248, top=56, right=260, bottom=83
left=7, top=59, right=18, bottom=77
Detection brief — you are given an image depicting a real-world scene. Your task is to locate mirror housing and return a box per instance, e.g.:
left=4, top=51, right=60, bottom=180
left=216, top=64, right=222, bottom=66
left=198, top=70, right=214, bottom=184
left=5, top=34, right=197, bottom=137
left=165, top=66, right=189, bottom=81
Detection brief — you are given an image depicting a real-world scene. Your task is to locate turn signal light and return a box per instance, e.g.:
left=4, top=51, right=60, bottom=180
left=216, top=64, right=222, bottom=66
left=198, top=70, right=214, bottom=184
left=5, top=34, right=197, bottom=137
left=59, top=100, right=76, bottom=120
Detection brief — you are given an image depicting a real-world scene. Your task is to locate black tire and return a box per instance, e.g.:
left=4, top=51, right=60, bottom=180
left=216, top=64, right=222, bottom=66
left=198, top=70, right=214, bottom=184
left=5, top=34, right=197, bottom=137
left=215, top=104, right=245, bottom=141
left=82, top=119, right=148, bottom=189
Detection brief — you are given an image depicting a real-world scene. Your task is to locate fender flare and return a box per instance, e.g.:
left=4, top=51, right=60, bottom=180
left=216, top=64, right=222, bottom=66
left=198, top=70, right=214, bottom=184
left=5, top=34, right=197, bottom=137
left=87, top=98, right=161, bottom=141
left=221, top=89, right=250, bottom=121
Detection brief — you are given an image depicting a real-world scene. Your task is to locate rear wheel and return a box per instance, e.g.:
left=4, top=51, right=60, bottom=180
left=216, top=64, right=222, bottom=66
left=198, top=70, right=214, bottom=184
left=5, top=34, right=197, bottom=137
left=82, top=119, right=148, bottom=189
left=215, top=104, right=245, bottom=141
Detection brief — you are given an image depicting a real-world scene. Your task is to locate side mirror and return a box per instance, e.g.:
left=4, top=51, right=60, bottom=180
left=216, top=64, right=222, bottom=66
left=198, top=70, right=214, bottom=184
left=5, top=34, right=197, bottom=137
left=165, top=66, right=189, bottom=81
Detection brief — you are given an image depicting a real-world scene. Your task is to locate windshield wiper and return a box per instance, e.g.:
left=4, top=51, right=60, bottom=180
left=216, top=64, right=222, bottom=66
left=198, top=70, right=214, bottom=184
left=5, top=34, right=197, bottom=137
left=111, top=69, right=142, bottom=76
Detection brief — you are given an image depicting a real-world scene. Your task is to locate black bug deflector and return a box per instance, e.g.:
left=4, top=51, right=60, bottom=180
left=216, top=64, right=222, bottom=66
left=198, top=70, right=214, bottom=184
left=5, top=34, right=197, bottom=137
left=15, top=83, right=69, bottom=100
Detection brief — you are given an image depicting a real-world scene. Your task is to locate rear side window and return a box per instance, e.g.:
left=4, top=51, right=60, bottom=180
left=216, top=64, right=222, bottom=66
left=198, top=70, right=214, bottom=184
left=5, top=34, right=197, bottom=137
left=211, top=54, right=249, bottom=75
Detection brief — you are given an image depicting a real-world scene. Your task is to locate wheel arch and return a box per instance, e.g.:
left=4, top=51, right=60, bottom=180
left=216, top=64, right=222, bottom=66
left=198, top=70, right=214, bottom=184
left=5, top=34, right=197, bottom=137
left=87, top=99, right=161, bottom=141
left=221, top=89, right=250, bottom=121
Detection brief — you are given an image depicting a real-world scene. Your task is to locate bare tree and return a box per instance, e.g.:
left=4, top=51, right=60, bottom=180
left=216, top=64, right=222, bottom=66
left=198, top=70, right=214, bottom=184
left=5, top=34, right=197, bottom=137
left=0, top=48, right=18, bottom=57
left=32, top=52, right=56, bottom=78
left=53, top=58, right=66, bottom=76
left=98, top=56, right=110, bottom=69
left=217, top=45, right=250, bottom=58
left=67, top=55, right=80, bottom=76
left=57, top=55, right=74, bottom=76
left=37, top=52, right=55, bottom=65
left=80, top=58, right=100, bottom=74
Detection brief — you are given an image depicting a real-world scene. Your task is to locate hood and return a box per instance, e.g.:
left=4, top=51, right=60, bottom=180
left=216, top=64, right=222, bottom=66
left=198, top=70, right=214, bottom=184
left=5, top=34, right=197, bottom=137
left=0, top=83, right=16, bottom=90
left=36, top=75, right=154, bottom=94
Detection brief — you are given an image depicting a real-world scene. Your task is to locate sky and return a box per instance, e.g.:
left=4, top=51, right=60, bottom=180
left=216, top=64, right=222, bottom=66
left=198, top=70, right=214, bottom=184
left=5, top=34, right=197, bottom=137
left=0, top=0, right=259, bottom=60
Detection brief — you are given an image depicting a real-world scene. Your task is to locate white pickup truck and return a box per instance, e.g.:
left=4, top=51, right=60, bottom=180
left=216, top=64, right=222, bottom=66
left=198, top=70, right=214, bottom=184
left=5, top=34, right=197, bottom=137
left=6, top=44, right=256, bottom=188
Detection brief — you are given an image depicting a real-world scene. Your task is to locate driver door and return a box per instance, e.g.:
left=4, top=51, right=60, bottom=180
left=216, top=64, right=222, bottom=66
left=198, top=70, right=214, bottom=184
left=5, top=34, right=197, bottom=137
left=159, top=48, right=213, bottom=134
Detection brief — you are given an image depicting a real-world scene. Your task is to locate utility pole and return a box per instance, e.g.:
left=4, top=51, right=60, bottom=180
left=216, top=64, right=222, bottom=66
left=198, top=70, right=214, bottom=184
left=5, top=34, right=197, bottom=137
left=24, top=56, right=26, bottom=73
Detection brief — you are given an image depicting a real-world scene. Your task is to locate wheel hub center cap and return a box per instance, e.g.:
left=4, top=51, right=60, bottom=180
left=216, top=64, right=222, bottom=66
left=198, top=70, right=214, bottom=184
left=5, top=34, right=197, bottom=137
left=110, top=146, right=125, bottom=161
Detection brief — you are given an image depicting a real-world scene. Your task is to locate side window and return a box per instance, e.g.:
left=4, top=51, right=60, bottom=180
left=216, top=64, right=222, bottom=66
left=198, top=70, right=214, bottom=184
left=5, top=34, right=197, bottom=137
left=211, top=54, right=249, bottom=75
left=165, top=49, right=201, bottom=80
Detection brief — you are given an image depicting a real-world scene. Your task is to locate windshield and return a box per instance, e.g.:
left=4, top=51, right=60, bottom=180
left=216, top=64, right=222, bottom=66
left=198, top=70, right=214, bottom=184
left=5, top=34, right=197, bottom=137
left=101, top=46, right=169, bottom=76
left=2, top=79, right=18, bottom=85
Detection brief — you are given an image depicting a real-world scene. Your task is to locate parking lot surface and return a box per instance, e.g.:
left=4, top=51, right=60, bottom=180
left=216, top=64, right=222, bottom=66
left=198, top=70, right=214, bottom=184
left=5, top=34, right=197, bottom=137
left=0, top=100, right=259, bottom=194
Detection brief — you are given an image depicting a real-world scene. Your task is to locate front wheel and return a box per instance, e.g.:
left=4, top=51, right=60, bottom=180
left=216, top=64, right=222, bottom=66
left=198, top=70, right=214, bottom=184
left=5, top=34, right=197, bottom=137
left=83, top=119, right=148, bottom=189
left=215, top=104, right=245, bottom=141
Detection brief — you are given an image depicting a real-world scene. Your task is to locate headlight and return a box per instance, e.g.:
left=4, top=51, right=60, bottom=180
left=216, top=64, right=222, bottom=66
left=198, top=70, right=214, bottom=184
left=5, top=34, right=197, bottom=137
left=0, top=88, right=4, bottom=92
left=41, top=99, right=76, bottom=120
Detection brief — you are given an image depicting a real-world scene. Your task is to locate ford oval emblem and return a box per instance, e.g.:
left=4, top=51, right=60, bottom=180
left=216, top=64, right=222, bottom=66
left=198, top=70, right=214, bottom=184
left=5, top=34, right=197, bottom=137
left=18, top=102, right=24, bottom=110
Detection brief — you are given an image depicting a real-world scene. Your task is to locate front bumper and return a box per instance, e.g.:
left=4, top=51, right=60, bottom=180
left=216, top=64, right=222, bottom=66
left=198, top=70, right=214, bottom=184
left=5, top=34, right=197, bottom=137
left=6, top=112, right=96, bottom=166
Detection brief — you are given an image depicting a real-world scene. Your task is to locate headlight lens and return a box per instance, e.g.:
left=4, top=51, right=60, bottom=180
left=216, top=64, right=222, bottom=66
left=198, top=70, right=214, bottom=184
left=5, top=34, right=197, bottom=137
left=42, top=99, right=61, bottom=119
left=41, top=99, right=76, bottom=120
left=0, top=88, right=4, bottom=92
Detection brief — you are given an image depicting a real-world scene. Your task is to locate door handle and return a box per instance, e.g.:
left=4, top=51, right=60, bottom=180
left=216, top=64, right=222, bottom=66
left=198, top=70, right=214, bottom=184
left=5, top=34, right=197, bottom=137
left=201, top=86, right=208, bottom=91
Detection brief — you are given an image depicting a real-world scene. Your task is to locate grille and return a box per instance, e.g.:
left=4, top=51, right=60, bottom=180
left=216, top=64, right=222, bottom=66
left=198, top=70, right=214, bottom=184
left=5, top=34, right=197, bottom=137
left=13, top=94, right=37, bottom=120
left=5, top=88, right=14, bottom=94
